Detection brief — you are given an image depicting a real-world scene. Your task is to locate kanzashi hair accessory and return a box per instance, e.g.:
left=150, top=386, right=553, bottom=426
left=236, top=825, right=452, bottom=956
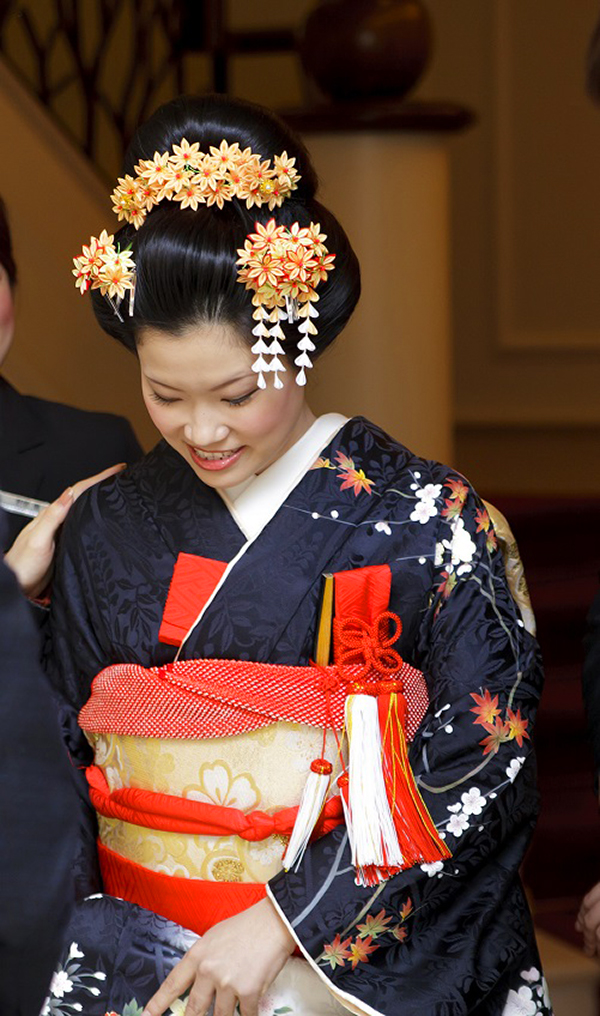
left=73, top=139, right=335, bottom=386
left=113, top=139, right=300, bottom=226
left=236, top=219, right=335, bottom=388
left=73, top=139, right=300, bottom=319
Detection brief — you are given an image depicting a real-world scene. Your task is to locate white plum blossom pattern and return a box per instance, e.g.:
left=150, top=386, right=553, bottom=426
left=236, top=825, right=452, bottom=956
left=506, top=757, right=526, bottom=782
left=502, top=967, right=552, bottom=1015
left=461, top=787, right=486, bottom=816
left=503, top=986, right=538, bottom=1016
left=410, top=498, right=438, bottom=525
left=416, top=483, right=442, bottom=501
left=421, top=860, right=444, bottom=877
left=442, top=783, right=492, bottom=840
left=445, top=517, right=477, bottom=572
left=447, top=811, right=470, bottom=836
left=374, top=521, right=392, bottom=535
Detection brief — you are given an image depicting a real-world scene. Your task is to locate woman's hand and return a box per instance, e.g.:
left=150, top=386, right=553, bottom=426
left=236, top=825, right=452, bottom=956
left=142, top=898, right=296, bottom=1016
left=4, top=463, right=125, bottom=598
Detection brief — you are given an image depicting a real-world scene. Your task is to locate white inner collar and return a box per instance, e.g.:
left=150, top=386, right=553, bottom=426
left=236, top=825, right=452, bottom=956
left=217, top=413, right=348, bottom=541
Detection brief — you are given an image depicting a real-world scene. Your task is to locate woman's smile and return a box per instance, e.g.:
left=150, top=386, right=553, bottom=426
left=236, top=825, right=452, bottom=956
left=187, top=445, right=245, bottom=471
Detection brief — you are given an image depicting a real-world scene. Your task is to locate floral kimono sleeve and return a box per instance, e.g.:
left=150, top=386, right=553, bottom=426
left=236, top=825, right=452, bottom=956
left=268, top=482, right=547, bottom=1016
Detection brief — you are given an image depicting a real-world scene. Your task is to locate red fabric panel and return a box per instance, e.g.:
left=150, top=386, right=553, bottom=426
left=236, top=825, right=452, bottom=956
left=98, top=841, right=266, bottom=935
left=159, top=553, right=228, bottom=646
left=87, top=764, right=344, bottom=840
left=333, top=565, right=392, bottom=626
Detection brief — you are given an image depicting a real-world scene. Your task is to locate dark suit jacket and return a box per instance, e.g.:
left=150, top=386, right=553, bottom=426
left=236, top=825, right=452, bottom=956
left=0, top=510, right=77, bottom=1015
left=0, top=377, right=142, bottom=548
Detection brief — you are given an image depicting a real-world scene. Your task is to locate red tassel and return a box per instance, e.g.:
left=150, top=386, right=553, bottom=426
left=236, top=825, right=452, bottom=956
left=377, top=684, right=451, bottom=867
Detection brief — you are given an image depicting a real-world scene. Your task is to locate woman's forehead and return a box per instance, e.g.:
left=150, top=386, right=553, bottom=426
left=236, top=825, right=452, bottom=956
left=137, top=322, right=254, bottom=388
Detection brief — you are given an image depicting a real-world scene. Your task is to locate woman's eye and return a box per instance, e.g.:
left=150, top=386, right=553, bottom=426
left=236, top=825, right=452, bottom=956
left=149, top=392, right=179, bottom=405
left=225, top=389, right=258, bottom=407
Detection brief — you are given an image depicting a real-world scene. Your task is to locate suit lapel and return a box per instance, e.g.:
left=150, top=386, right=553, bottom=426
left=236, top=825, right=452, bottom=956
left=0, top=377, right=47, bottom=497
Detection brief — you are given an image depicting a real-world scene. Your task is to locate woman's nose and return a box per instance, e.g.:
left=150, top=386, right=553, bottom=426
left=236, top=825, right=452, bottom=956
left=183, top=412, right=230, bottom=448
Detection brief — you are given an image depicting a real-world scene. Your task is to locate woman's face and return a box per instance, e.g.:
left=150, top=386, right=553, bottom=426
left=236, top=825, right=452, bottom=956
left=0, top=265, right=15, bottom=368
left=137, top=321, right=315, bottom=488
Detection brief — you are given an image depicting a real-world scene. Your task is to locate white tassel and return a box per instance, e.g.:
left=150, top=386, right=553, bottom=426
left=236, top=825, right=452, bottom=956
left=283, top=758, right=333, bottom=871
left=297, top=336, right=316, bottom=352
left=269, top=356, right=286, bottom=374
left=345, top=695, right=403, bottom=884
left=252, top=355, right=269, bottom=374
left=298, top=318, right=318, bottom=335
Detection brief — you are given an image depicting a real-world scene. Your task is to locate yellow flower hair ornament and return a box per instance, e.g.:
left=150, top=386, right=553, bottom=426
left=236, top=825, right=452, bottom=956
left=72, top=230, right=136, bottom=322
left=112, top=138, right=301, bottom=227
left=236, top=219, right=336, bottom=388
left=73, top=138, right=301, bottom=326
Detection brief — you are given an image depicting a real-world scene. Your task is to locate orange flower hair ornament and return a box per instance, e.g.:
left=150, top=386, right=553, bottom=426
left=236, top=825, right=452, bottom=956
left=236, top=219, right=336, bottom=388
left=73, top=136, right=303, bottom=326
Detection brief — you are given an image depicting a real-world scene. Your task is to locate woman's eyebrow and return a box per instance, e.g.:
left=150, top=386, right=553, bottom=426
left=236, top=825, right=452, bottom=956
left=145, top=377, right=184, bottom=392
left=145, top=372, right=255, bottom=392
left=211, top=372, right=255, bottom=392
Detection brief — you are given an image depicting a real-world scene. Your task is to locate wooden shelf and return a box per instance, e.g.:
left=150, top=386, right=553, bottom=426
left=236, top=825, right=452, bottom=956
left=279, top=98, right=474, bottom=134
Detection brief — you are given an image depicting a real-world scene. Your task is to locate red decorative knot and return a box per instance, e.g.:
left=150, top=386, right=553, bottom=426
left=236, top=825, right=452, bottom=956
left=374, top=679, right=405, bottom=695
left=336, top=772, right=349, bottom=790
left=311, top=758, right=333, bottom=775
left=310, top=662, right=341, bottom=694
left=334, top=611, right=404, bottom=682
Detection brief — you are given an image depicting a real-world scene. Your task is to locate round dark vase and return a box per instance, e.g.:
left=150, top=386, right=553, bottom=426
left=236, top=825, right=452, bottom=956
left=298, top=0, right=432, bottom=103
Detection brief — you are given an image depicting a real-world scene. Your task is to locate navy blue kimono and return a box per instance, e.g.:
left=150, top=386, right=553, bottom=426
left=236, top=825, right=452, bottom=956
left=45, top=417, right=550, bottom=1016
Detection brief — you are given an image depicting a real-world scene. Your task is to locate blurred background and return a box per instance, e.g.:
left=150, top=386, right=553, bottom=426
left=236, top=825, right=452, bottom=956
left=2, top=1, right=600, bottom=1009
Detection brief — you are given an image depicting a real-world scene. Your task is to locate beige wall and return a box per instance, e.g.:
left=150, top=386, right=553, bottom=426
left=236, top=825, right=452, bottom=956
left=417, top=0, right=600, bottom=493
left=0, top=60, right=158, bottom=449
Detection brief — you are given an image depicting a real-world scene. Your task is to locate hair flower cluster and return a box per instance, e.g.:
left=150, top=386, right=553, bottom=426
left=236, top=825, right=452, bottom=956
left=72, top=230, right=135, bottom=304
left=71, top=136, right=333, bottom=388
left=236, top=219, right=336, bottom=389
left=110, top=139, right=301, bottom=226
left=236, top=219, right=335, bottom=309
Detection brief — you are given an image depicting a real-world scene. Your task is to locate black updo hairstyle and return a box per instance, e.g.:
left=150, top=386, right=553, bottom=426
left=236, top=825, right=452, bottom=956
left=92, top=94, right=361, bottom=363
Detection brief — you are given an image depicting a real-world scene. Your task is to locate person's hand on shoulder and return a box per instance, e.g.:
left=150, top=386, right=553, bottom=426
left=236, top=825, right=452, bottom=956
left=576, top=878, right=600, bottom=956
left=4, top=463, right=125, bottom=598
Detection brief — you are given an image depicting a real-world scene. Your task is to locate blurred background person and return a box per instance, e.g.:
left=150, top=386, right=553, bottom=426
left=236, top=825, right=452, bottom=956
left=0, top=195, right=141, bottom=549
left=0, top=507, right=76, bottom=1016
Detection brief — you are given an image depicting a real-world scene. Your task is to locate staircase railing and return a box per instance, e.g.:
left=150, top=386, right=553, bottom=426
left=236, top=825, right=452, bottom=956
left=0, top=0, right=296, bottom=184
left=0, top=0, right=191, bottom=182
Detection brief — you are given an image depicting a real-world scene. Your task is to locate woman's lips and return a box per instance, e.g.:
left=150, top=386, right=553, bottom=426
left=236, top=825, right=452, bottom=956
left=187, top=445, right=244, bottom=471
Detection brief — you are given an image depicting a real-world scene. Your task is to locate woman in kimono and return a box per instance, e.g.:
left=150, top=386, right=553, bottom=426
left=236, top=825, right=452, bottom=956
left=46, top=94, right=549, bottom=1016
